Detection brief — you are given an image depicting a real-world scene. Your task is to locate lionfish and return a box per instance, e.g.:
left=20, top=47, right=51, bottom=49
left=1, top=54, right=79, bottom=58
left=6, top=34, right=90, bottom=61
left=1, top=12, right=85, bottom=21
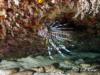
left=38, top=21, right=74, bottom=59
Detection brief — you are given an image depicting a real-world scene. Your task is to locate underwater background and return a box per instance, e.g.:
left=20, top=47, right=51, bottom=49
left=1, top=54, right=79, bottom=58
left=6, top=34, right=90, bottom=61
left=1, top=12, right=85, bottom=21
left=0, top=0, right=100, bottom=75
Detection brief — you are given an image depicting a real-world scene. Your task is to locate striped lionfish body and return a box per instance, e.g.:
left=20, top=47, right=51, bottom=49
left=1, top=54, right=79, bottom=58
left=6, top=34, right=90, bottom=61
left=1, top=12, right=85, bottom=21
left=38, top=21, right=73, bottom=59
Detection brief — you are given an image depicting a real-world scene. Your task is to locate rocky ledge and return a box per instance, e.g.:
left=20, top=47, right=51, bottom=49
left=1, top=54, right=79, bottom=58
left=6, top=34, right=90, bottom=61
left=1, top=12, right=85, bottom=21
left=0, top=52, right=100, bottom=75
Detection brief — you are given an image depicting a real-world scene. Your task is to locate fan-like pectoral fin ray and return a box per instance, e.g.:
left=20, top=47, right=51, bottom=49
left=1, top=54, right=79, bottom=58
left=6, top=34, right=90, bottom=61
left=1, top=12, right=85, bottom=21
left=50, top=34, right=71, bottom=55
left=49, top=39, right=65, bottom=57
left=47, top=46, right=54, bottom=59
left=59, top=45, right=71, bottom=53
